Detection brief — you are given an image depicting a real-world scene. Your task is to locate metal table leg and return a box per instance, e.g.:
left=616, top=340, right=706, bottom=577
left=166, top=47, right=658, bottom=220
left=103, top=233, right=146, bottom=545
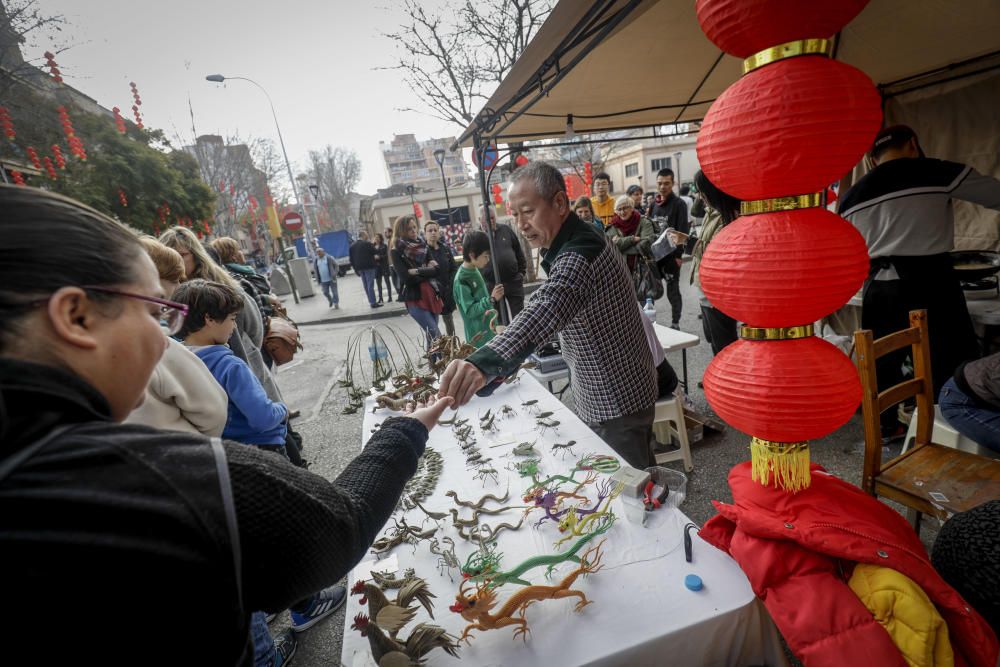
left=682, top=349, right=689, bottom=390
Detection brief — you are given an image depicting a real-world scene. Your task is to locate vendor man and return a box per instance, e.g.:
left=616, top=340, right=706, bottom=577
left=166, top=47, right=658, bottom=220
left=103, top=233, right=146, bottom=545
left=839, top=125, right=1000, bottom=437
left=439, top=161, right=659, bottom=469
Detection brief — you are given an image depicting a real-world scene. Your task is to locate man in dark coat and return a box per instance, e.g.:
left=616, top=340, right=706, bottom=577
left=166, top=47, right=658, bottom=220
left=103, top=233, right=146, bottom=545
left=648, top=167, right=689, bottom=328
left=480, top=206, right=528, bottom=319
left=424, top=220, right=458, bottom=336
left=348, top=231, right=381, bottom=308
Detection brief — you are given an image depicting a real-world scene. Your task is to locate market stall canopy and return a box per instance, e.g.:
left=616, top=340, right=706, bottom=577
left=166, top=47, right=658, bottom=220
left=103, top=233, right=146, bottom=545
left=455, top=0, right=1000, bottom=148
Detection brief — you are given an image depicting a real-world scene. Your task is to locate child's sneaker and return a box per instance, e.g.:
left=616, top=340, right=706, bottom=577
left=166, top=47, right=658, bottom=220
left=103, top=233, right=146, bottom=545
left=272, top=629, right=297, bottom=666
left=290, top=584, right=346, bottom=632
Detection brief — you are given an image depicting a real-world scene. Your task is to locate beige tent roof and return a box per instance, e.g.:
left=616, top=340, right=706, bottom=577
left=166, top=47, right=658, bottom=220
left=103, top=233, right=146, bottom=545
left=456, top=0, right=1000, bottom=147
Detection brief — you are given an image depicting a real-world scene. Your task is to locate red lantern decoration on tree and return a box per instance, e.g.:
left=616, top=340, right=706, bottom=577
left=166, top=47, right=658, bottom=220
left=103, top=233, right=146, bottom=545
left=129, top=82, right=144, bottom=129
left=43, top=51, right=63, bottom=84
left=43, top=157, right=57, bottom=180
left=118, top=189, right=128, bottom=207
left=0, top=106, right=15, bottom=140
left=10, top=170, right=26, bottom=185
left=26, top=147, right=42, bottom=170
left=112, top=106, right=128, bottom=134
left=57, top=106, right=87, bottom=161
left=51, top=145, right=66, bottom=169
left=694, top=0, right=878, bottom=491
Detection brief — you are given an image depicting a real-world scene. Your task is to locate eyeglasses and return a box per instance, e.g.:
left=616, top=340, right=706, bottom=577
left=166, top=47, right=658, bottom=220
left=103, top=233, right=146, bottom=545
left=81, top=286, right=189, bottom=335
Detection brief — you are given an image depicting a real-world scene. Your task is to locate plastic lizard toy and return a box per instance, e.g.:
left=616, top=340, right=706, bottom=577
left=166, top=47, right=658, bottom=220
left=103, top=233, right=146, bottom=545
left=450, top=542, right=605, bottom=644
left=554, top=483, right=623, bottom=548
left=461, top=515, right=614, bottom=587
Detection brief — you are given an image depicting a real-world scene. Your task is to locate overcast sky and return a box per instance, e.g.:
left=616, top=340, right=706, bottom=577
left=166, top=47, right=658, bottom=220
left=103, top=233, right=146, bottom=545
left=24, top=0, right=470, bottom=194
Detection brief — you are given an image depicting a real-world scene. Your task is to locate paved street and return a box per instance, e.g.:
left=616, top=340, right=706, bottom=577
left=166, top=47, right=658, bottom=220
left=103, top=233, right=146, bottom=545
left=269, top=265, right=924, bottom=666
left=280, top=270, right=407, bottom=326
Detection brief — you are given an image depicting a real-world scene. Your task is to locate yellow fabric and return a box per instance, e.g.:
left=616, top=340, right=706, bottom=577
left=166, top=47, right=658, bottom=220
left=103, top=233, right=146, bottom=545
left=592, top=195, right=617, bottom=228
left=848, top=563, right=954, bottom=667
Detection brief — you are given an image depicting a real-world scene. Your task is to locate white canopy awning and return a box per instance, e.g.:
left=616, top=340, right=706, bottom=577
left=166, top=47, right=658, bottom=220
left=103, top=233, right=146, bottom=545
left=456, top=0, right=1000, bottom=147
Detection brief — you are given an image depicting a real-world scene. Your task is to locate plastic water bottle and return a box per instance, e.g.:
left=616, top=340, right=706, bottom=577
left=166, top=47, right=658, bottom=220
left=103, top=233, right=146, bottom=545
left=643, top=298, right=656, bottom=323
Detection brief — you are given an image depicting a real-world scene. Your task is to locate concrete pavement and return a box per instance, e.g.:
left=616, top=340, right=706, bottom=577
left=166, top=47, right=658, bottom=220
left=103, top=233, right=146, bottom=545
left=269, top=265, right=932, bottom=667
left=281, top=271, right=407, bottom=326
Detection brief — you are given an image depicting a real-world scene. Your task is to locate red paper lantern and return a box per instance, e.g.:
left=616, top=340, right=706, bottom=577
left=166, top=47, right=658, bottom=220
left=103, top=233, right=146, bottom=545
left=0, top=106, right=15, bottom=140
left=514, top=154, right=529, bottom=167
left=43, top=157, right=57, bottom=180
left=698, top=57, right=881, bottom=200
left=26, top=147, right=42, bottom=170
left=699, top=208, right=868, bottom=326
left=704, top=337, right=861, bottom=441
left=51, top=145, right=66, bottom=169
left=695, top=0, right=869, bottom=57
left=11, top=170, right=26, bottom=185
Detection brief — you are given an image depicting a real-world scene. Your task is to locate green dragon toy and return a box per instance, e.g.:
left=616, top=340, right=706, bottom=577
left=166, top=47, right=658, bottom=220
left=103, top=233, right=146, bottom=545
left=460, top=512, right=615, bottom=587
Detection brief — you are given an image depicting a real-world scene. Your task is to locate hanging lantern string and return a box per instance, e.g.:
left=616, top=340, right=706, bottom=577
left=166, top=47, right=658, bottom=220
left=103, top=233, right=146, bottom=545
left=740, top=192, right=824, bottom=216
left=740, top=324, right=814, bottom=341
left=742, top=38, right=833, bottom=75
left=749, top=439, right=811, bottom=492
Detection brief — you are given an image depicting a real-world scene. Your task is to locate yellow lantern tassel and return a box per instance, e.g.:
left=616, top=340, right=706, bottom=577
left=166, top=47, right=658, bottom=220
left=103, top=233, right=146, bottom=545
left=750, top=438, right=811, bottom=492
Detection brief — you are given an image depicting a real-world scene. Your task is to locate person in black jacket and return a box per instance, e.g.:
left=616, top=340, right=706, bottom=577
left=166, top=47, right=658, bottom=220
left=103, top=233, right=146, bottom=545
left=372, top=232, right=393, bottom=304
left=348, top=231, right=380, bottom=308
left=424, top=220, right=458, bottom=337
left=480, top=206, right=528, bottom=320
left=0, top=185, right=453, bottom=665
left=648, top=167, right=689, bottom=329
left=390, top=215, right=442, bottom=349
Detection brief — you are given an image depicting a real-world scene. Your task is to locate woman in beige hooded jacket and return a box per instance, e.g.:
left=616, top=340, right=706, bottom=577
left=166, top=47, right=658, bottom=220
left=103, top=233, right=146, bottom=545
left=125, top=238, right=227, bottom=436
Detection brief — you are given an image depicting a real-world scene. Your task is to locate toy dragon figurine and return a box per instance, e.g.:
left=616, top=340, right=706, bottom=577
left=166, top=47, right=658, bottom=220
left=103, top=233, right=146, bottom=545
left=554, top=484, right=623, bottom=548
left=461, top=515, right=614, bottom=587
left=450, top=542, right=606, bottom=644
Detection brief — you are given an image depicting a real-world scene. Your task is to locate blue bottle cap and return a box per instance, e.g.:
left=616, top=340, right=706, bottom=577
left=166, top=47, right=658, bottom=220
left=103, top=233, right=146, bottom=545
left=684, top=574, right=703, bottom=591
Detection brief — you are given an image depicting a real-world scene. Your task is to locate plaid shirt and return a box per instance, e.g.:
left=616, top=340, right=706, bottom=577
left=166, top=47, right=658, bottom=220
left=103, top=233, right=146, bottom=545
left=467, top=213, right=657, bottom=423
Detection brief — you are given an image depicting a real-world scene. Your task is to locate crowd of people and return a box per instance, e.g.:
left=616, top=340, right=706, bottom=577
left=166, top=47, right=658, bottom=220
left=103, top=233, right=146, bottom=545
left=2, top=125, right=999, bottom=664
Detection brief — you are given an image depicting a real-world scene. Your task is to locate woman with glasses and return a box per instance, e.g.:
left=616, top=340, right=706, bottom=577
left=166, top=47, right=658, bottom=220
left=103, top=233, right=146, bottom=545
left=124, top=237, right=228, bottom=436
left=0, top=185, right=453, bottom=664
left=605, top=194, right=657, bottom=291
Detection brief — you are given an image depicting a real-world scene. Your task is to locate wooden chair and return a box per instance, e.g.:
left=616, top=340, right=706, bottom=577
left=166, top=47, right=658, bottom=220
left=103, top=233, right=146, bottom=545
left=854, top=310, right=1000, bottom=532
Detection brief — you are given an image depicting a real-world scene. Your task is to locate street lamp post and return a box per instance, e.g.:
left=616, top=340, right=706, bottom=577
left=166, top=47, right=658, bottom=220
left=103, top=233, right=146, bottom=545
left=433, top=148, right=453, bottom=228
left=205, top=74, right=317, bottom=254
left=405, top=184, right=416, bottom=216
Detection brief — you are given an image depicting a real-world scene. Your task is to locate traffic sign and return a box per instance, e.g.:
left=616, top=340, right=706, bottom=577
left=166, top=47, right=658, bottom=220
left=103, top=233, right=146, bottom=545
left=282, top=211, right=303, bottom=231
left=473, top=143, right=499, bottom=170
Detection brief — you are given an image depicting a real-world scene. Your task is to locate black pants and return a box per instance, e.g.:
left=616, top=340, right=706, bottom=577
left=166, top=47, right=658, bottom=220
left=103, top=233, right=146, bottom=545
left=700, top=304, right=738, bottom=356
left=589, top=406, right=655, bottom=469
left=656, top=360, right=679, bottom=399
left=488, top=280, right=525, bottom=321
left=657, top=258, right=682, bottom=325
left=375, top=266, right=393, bottom=301
left=862, top=255, right=979, bottom=433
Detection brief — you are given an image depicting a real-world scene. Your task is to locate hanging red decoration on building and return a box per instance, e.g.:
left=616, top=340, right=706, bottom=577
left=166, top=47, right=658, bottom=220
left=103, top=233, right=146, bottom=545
left=697, top=56, right=881, bottom=200
left=26, top=147, right=42, bottom=170
left=413, top=202, right=423, bottom=218
left=57, top=106, right=87, bottom=161
left=43, top=157, right=57, bottom=180
left=51, top=145, right=66, bottom=169
left=699, top=208, right=868, bottom=326
left=693, top=0, right=878, bottom=492
left=43, top=51, right=63, bottom=83
left=112, top=106, right=128, bottom=134
left=0, top=106, right=15, bottom=140
left=11, top=170, right=26, bottom=185
left=129, top=82, right=144, bottom=129
left=118, top=189, right=128, bottom=207
left=514, top=154, right=529, bottom=167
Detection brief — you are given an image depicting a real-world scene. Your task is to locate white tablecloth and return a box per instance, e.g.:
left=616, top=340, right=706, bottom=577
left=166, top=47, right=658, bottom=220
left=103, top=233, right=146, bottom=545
left=342, top=374, right=786, bottom=667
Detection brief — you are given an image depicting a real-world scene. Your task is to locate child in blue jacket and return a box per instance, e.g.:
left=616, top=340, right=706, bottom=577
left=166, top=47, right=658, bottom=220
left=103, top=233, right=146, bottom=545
left=173, top=279, right=288, bottom=453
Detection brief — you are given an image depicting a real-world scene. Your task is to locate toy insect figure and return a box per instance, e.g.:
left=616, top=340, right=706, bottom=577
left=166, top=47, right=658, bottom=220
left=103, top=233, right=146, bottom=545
left=537, top=419, right=560, bottom=435
left=534, top=411, right=554, bottom=420
left=438, top=413, right=460, bottom=426
left=473, top=467, right=500, bottom=487
left=521, top=399, right=539, bottom=414
left=370, top=567, right=418, bottom=590
left=450, top=542, right=605, bottom=644
left=429, top=537, right=460, bottom=581
left=499, top=404, right=517, bottom=420
left=550, top=440, right=577, bottom=459
left=480, top=414, right=498, bottom=433
left=510, top=441, right=538, bottom=457
left=511, top=458, right=541, bottom=478
left=412, top=498, right=449, bottom=523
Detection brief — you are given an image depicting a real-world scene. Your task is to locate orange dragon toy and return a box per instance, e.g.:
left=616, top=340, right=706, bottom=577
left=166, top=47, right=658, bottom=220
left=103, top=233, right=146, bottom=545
left=448, top=542, right=605, bottom=644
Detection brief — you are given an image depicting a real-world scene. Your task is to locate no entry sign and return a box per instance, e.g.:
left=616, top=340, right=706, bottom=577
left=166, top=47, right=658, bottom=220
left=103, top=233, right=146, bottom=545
left=282, top=211, right=303, bottom=231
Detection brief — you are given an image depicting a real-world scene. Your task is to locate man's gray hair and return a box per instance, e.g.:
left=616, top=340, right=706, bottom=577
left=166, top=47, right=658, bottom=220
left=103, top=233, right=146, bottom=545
left=509, top=161, right=566, bottom=201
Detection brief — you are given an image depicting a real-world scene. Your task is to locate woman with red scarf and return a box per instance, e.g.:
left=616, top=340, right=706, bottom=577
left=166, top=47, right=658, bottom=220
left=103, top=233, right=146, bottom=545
left=389, top=215, right=442, bottom=349
left=605, top=194, right=656, bottom=277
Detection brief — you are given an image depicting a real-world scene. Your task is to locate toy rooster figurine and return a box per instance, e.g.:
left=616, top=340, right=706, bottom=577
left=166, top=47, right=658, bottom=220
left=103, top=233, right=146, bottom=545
left=351, top=614, right=460, bottom=666
left=350, top=577, right=436, bottom=637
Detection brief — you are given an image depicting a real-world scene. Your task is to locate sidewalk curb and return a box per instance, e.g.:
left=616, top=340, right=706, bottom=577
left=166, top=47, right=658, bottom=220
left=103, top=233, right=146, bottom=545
left=298, top=307, right=409, bottom=327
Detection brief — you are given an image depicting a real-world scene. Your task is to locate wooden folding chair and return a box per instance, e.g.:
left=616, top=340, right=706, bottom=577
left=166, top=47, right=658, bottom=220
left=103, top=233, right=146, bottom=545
left=854, top=310, right=1000, bottom=533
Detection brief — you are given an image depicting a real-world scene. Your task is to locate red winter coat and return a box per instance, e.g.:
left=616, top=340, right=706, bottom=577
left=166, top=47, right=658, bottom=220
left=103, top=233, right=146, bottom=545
left=700, top=463, right=998, bottom=667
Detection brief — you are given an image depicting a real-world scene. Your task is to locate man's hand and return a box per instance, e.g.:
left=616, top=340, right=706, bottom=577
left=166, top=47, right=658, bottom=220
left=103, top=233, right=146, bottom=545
left=437, top=359, right=487, bottom=408
left=675, top=257, right=683, bottom=267
left=404, top=395, right=454, bottom=431
left=428, top=260, right=439, bottom=268
left=490, top=284, right=505, bottom=301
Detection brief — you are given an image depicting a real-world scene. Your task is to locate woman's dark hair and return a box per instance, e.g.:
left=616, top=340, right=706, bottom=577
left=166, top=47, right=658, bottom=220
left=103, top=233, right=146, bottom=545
left=0, top=185, right=144, bottom=350
left=573, top=196, right=595, bottom=214
left=626, top=184, right=642, bottom=196
left=462, top=231, right=492, bottom=261
left=374, top=233, right=384, bottom=245
left=693, top=170, right=741, bottom=225
left=172, top=279, right=244, bottom=339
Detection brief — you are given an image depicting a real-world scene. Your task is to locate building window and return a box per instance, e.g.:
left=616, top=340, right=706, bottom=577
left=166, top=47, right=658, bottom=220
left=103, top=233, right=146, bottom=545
left=625, top=162, right=639, bottom=177
left=651, top=157, right=672, bottom=173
